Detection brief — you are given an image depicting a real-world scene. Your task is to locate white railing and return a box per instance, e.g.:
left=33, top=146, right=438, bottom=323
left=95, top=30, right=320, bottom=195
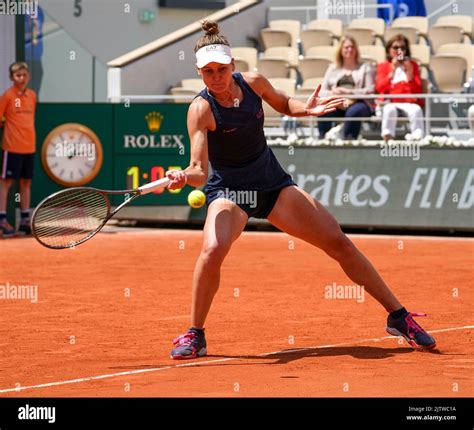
left=115, top=92, right=473, bottom=137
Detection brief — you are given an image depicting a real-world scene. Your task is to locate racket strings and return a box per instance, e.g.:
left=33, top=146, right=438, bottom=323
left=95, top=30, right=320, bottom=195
left=32, top=189, right=110, bottom=248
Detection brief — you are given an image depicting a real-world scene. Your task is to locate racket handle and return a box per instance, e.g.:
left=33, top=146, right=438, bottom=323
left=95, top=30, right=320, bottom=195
left=138, top=177, right=170, bottom=195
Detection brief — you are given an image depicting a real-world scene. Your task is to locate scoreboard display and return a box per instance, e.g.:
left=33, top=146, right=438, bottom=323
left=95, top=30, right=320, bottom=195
left=112, top=103, right=192, bottom=205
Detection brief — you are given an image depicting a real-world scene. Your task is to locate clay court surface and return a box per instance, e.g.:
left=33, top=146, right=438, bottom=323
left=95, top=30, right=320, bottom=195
left=0, top=229, right=472, bottom=397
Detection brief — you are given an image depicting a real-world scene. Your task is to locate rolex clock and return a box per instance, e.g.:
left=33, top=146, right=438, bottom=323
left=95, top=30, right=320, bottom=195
left=41, top=123, right=103, bottom=187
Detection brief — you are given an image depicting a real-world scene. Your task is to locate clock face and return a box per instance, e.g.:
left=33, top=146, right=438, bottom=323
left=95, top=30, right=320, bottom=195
left=41, top=123, right=103, bottom=186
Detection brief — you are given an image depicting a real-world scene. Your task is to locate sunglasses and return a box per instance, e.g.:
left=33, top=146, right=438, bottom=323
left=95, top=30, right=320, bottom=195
left=391, top=45, right=406, bottom=50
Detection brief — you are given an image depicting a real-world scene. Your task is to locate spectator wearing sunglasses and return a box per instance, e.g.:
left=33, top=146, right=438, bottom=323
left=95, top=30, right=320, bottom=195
left=376, top=35, right=424, bottom=141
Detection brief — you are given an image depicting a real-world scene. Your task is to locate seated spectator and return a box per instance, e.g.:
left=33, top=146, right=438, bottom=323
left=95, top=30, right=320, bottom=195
left=318, top=36, right=375, bottom=140
left=376, top=35, right=424, bottom=141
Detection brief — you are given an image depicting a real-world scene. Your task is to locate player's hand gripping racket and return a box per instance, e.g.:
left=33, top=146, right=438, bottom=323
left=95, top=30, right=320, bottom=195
left=31, top=177, right=170, bottom=249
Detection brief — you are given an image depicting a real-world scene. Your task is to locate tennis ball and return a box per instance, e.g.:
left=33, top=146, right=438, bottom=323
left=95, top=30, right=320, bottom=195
left=187, top=190, right=206, bottom=209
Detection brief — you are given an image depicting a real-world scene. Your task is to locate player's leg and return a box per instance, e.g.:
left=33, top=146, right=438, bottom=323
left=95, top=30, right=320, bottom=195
left=192, top=198, right=248, bottom=327
left=267, top=185, right=401, bottom=311
left=171, top=198, right=248, bottom=359
left=267, top=185, right=435, bottom=348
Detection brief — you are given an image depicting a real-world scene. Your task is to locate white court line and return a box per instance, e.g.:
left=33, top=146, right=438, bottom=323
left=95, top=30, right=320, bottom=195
left=0, top=325, right=472, bottom=395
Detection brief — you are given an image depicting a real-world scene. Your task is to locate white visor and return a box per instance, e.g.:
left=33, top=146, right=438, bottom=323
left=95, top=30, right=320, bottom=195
left=195, top=44, right=232, bottom=68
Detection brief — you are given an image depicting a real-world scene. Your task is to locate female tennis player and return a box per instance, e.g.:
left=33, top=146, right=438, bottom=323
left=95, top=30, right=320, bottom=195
left=166, top=21, right=436, bottom=359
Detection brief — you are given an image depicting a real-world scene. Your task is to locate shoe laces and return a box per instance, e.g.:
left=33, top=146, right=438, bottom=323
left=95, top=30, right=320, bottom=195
left=173, top=331, right=198, bottom=347
left=405, top=312, right=427, bottom=339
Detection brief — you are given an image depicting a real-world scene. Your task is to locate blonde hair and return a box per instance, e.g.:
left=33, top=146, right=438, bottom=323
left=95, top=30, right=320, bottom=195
left=194, top=20, right=230, bottom=52
left=9, top=61, right=29, bottom=77
left=335, top=36, right=360, bottom=68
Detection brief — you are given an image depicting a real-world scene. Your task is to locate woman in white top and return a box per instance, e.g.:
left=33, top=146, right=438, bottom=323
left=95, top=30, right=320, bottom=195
left=319, top=36, right=375, bottom=139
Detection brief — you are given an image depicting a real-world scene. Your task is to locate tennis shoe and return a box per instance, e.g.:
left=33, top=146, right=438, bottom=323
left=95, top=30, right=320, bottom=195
left=386, top=311, right=436, bottom=349
left=171, top=328, right=207, bottom=360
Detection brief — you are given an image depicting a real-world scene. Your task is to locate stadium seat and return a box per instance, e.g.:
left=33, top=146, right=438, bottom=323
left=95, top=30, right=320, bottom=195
left=263, top=78, right=295, bottom=126
left=268, top=78, right=296, bottom=95
left=344, top=28, right=377, bottom=46
left=260, top=28, right=292, bottom=50
left=437, top=44, right=474, bottom=78
left=232, top=47, right=258, bottom=71
left=307, top=19, right=343, bottom=40
left=264, top=47, right=300, bottom=67
left=170, top=87, right=197, bottom=103
left=359, top=45, right=386, bottom=64
left=301, top=29, right=334, bottom=53
left=349, top=18, right=385, bottom=44
left=269, top=19, right=301, bottom=48
left=298, top=57, right=331, bottom=82
left=410, top=44, right=430, bottom=66
left=295, top=78, right=324, bottom=98
left=428, top=25, right=465, bottom=53
left=234, top=58, right=250, bottom=73
left=430, top=55, right=467, bottom=92
left=391, top=17, right=429, bottom=44
left=410, top=44, right=431, bottom=80
left=436, top=15, right=473, bottom=42
left=263, top=47, right=299, bottom=80
left=256, top=58, right=290, bottom=79
left=306, top=46, right=337, bottom=62
left=180, top=79, right=205, bottom=92
left=384, top=27, right=419, bottom=45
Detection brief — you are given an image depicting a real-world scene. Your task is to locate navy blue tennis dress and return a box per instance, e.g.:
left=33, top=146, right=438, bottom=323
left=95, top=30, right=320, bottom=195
left=197, top=72, right=295, bottom=219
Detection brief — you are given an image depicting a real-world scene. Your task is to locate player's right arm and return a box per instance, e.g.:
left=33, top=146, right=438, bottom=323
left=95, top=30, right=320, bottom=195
left=167, top=97, right=211, bottom=190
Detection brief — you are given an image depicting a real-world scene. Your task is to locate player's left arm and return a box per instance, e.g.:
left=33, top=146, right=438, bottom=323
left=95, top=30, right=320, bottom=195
left=243, top=71, right=345, bottom=117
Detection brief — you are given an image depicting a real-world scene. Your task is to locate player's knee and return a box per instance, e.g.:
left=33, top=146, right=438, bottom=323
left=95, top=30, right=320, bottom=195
left=200, top=241, right=230, bottom=266
left=325, top=232, right=356, bottom=262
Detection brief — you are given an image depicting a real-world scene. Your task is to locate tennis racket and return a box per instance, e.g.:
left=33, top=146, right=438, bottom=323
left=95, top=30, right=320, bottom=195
left=31, top=177, right=170, bottom=249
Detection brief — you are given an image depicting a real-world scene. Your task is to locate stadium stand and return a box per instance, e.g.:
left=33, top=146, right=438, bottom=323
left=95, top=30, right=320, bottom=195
left=142, top=2, right=473, bottom=138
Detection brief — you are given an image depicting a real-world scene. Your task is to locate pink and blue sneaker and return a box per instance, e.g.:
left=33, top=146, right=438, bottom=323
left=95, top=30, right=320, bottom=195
left=171, top=328, right=207, bottom=360
left=386, top=310, right=436, bottom=350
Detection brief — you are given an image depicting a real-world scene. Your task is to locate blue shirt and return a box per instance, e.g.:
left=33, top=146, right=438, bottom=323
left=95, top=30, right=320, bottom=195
left=377, top=0, right=427, bottom=23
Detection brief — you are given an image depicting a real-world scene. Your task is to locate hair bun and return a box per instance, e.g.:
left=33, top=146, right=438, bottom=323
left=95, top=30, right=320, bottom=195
left=202, top=20, right=219, bottom=36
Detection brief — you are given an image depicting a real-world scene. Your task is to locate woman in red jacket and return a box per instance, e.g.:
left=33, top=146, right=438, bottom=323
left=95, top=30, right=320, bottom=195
left=376, top=35, right=424, bottom=141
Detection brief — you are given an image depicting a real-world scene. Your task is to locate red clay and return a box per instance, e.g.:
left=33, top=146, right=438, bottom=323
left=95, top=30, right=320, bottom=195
left=0, top=229, right=472, bottom=397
